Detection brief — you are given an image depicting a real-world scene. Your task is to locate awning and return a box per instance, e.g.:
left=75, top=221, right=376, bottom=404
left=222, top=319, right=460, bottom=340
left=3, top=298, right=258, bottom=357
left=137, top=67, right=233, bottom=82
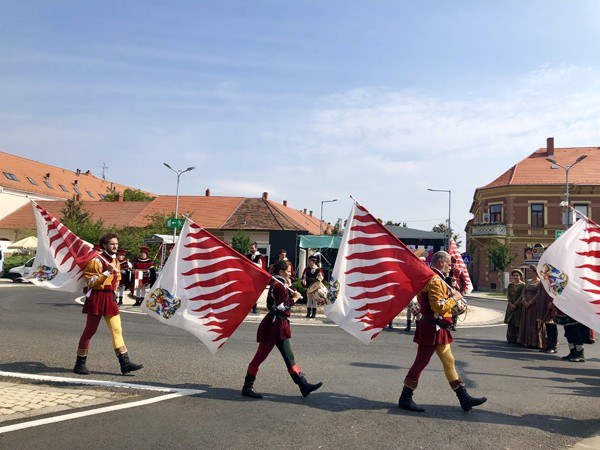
left=299, top=235, right=341, bottom=249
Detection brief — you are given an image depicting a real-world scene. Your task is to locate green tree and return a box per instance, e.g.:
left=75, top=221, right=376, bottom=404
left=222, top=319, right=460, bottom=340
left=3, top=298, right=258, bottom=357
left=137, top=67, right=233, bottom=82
left=432, top=223, right=461, bottom=248
left=110, top=212, right=171, bottom=258
left=384, top=220, right=407, bottom=227
left=487, top=240, right=517, bottom=290
left=231, top=230, right=252, bottom=255
left=101, top=188, right=155, bottom=202
left=60, top=197, right=105, bottom=244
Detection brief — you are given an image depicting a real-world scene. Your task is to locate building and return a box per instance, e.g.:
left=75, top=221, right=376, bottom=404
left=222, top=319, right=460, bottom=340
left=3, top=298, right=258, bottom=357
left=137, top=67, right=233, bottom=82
left=466, top=138, right=600, bottom=290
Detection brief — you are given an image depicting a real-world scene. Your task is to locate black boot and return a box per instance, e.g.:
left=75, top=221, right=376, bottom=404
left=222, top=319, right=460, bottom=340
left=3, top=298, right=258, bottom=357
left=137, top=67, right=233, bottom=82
left=398, top=386, right=425, bottom=412
left=117, top=296, right=123, bottom=306
left=241, top=374, right=263, bottom=399
left=569, top=350, right=585, bottom=362
left=452, top=381, right=487, bottom=412
left=561, top=347, right=576, bottom=360
left=306, top=309, right=311, bottom=318
left=291, top=373, right=323, bottom=397
left=404, top=320, right=412, bottom=332
left=310, top=308, right=317, bottom=319
left=73, top=355, right=90, bottom=375
left=117, top=352, right=143, bottom=374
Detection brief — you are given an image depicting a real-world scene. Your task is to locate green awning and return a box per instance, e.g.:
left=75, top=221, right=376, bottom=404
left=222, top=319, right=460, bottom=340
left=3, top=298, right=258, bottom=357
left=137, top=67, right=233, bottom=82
left=299, top=235, right=341, bottom=249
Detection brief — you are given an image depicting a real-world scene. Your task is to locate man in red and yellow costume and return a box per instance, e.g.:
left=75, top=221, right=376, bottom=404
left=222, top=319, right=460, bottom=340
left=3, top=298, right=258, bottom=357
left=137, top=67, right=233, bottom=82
left=73, top=233, right=143, bottom=375
left=399, top=251, right=486, bottom=412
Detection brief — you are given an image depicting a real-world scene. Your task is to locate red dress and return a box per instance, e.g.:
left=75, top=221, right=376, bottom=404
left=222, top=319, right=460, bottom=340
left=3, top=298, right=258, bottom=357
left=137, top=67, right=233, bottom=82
left=256, top=277, right=295, bottom=342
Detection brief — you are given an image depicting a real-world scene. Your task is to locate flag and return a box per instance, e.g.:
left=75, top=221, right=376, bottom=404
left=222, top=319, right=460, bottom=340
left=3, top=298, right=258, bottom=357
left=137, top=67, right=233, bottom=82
left=140, top=219, right=272, bottom=354
left=325, top=202, right=436, bottom=344
left=449, top=239, right=473, bottom=295
left=27, top=201, right=97, bottom=292
left=537, top=217, right=600, bottom=333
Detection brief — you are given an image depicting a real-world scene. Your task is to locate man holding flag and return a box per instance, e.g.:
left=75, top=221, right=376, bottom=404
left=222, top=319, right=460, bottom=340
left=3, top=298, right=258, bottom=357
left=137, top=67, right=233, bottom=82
left=399, top=251, right=487, bottom=413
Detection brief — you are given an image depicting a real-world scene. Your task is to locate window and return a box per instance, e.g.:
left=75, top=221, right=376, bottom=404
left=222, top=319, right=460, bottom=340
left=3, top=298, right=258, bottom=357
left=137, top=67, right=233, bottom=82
left=59, top=184, right=68, bottom=192
left=489, top=204, right=502, bottom=223
left=98, top=194, right=105, bottom=199
left=26, top=177, right=37, bottom=185
left=531, top=203, right=544, bottom=228
left=573, top=204, right=589, bottom=223
left=3, top=172, right=18, bottom=181
left=86, top=191, right=95, bottom=198
left=73, top=186, right=82, bottom=195
left=43, top=180, right=54, bottom=189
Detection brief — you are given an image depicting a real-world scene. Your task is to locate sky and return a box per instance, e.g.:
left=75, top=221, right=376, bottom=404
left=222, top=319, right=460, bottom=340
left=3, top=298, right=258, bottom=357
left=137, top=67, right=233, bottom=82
left=2, top=1, right=600, bottom=249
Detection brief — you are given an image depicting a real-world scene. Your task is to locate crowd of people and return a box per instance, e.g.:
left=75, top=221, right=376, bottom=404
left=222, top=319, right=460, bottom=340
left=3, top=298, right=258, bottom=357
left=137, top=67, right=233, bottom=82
left=504, top=265, right=594, bottom=362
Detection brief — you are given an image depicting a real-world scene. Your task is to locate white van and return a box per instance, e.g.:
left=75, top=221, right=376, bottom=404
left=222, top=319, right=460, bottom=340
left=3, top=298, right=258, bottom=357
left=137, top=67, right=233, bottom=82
left=8, top=257, right=35, bottom=282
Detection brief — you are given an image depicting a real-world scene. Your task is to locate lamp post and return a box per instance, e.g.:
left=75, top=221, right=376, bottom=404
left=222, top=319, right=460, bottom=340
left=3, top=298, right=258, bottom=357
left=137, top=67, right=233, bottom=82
left=163, top=163, right=196, bottom=243
left=320, top=199, right=338, bottom=234
left=427, top=188, right=451, bottom=251
left=545, top=155, right=587, bottom=229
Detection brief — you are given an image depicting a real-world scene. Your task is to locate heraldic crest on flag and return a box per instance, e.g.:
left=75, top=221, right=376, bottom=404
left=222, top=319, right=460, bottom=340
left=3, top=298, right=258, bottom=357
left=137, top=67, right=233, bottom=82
left=325, top=202, right=435, bottom=344
left=537, top=214, right=600, bottom=332
left=28, top=200, right=98, bottom=292
left=141, top=219, right=272, bottom=353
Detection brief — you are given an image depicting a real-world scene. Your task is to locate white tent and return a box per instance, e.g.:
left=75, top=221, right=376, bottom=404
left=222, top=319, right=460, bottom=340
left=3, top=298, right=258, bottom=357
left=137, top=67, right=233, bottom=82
left=8, top=236, right=38, bottom=251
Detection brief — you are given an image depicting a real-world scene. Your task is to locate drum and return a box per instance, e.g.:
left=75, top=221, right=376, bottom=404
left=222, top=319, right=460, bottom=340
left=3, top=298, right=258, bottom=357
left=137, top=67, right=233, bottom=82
left=307, top=281, right=328, bottom=306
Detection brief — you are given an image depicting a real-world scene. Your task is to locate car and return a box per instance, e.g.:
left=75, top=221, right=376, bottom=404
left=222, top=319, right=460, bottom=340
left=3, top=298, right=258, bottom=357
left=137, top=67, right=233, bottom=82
left=8, top=257, right=35, bottom=282
left=0, top=249, right=4, bottom=277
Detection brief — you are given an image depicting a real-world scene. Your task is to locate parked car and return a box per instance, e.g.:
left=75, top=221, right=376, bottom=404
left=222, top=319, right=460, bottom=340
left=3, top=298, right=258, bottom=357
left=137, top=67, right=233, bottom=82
left=8, top=257, right=35, bottom=282
left=0, top=249, right=4, bottom=277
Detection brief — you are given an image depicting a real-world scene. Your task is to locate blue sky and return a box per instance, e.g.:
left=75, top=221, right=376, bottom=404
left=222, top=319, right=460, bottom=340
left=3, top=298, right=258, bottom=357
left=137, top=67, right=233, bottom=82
left=2, top=1, right=600, bottom=248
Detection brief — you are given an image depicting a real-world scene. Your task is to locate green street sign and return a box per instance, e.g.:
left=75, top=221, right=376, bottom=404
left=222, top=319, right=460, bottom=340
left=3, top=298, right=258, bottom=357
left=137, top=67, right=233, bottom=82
left=555, top=230, right=564, bottom=239
left=166, top=218, right=185, bottom=229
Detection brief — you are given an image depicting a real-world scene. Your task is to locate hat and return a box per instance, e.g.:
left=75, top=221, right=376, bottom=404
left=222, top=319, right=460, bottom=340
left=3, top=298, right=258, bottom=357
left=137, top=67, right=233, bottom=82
left=511, top=269, right=523, bottom=278
left=308, top=255, right=318, bottom=261
left=117, top=249, right=127, bottom=256
left=140, top=246, right=150, bottom=254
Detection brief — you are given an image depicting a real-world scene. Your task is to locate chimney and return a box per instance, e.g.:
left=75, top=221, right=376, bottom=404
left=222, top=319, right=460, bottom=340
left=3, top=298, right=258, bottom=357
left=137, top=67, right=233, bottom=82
left=309, top=210, right=313, bottom=216
left=547, top=137, right=554, bottom=158
left=283, top=200, right=288, bottom=207
left=262, top=192, right=268, bottom=200
left=303, top=208, right=307, bottom=214
left=205, top=189, right=211, bottom=196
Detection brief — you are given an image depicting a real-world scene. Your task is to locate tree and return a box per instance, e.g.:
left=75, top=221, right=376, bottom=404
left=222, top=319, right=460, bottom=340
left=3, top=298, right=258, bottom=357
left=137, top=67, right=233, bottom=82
left=487, top=240, right=517, bottom=290
left=231, top=230, right=252, bottom=255
left=384, top=220, right=407, bottom=227
left=110, top=212, right=171, bottom=257
left=101, top=188, right=155, bottom=202
left=432, top=223, right=461, bottom=248
left=60, top=197, right=105, bottom=245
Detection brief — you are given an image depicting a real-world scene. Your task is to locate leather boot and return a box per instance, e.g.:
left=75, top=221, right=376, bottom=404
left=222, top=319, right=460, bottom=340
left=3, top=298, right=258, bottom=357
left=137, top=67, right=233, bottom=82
left=291, top=373, right=323, bottom=397
left=404, top=320, right=412, bottom=331
left=117, top=296, right=123, bottom=306
left=241, top=374, right=263, bottom=399
left=561, top=347, right=576, bottom=360
left=310, top=308, right=317, bottom=319
left=398, top=386, right=424, bottom=412
left=569, top=350, right=585, bottom=362
left=73, top=354, right=90, bottom=375
left=306, top=309, right=311, bottom=318
left=116, top=351, right=143, bottom=374
left=451, top=379, right=487, bottom=412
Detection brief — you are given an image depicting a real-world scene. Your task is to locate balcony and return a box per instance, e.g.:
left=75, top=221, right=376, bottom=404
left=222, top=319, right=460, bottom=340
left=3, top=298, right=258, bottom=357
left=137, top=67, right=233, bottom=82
left=470, top=223, right=507, bottom=236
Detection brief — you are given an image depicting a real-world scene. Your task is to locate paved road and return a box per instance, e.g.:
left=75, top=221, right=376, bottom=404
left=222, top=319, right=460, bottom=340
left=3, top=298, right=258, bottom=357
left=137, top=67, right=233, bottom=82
left=0, top=282, right=599, bottom=449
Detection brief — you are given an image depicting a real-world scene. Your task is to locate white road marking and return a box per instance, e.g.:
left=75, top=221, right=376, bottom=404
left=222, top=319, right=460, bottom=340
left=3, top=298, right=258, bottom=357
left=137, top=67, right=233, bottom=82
left=0, top=371, right=205, bottom=434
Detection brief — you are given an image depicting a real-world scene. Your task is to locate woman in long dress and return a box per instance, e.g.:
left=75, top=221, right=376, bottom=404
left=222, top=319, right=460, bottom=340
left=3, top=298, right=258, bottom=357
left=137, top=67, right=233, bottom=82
left=517, top=266, right=544, bottom=349
left=504, top=269, right=525, bottom=343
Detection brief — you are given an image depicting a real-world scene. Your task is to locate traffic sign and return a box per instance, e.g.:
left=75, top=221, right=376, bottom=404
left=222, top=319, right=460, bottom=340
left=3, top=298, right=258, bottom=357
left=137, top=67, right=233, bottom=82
left=555, top=230, right=564, bottom=239
left=166, top=218, right=185, bottom=229
left=462, top=255, right=471, bottom=264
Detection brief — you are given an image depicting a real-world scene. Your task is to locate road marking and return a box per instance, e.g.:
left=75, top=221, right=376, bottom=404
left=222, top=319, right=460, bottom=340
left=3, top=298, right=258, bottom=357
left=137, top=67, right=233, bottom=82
left=0, top=371, right=205, bottom=434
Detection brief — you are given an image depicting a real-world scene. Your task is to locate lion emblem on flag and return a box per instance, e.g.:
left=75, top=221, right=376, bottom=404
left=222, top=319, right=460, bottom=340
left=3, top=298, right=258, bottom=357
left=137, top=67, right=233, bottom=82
left=327, top=278, right=340, bottom=305
left=539, top=263, right=568, bottom=295
left=146, top=287, right=181, bottom=319
left=31, top=265, right=59, bottom=282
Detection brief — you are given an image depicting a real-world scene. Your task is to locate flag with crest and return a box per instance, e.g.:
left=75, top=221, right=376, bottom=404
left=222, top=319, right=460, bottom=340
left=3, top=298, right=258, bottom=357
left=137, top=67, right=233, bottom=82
left=449, top=238, right=473, bottom=294
left=140, top=218, right=272, bottom=353
left=28, top=200, right=98, bottom=292
left=325, top=202, right=436, bottom=344
left=537, top=216, right=600, bottom=332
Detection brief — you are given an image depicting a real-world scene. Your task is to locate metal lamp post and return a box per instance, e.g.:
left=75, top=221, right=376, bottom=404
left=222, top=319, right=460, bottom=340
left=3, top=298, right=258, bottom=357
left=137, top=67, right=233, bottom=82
left=545, top=155, right=587, bottom=229
left=427, top=188, right=451, bottom=251
left=163, top=163, right=196, bottom=243
left=320, top=199, right=338, bottom=234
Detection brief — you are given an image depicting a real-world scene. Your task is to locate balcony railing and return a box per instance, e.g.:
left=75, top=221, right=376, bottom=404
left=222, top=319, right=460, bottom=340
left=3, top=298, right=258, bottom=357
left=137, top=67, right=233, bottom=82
left=470, top=223, right=507, bottom=236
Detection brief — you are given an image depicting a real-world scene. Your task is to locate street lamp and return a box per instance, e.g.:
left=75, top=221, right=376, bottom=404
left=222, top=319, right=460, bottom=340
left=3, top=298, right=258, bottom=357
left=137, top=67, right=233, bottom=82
left=545, top=155, right=587, bottom=229
left=164, top=163, right=196, bottom=242
left=427, top=188, right=451, bottom=251
left=320, top=199, right=338, bottom=234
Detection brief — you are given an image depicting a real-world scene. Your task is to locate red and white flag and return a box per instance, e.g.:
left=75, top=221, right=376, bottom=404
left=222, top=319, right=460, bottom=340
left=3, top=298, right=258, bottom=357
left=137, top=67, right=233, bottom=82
left=140, top=219, right=272, bottom=354
left=537, top=216, right=600, bottom=332
left=449, top=239, right=473, bottom=295
left=325, top=202, right=435, bottom=344
left=28, top=201, right=97, bottom=292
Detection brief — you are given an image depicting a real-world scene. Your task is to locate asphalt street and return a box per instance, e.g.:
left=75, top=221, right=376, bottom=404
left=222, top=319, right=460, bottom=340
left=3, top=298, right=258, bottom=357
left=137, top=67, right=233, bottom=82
left=0, top=282, right=599, bottom=450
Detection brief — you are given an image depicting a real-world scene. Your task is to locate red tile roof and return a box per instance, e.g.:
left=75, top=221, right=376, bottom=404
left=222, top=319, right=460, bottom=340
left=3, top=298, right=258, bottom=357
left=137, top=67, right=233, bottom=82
left=482, top=147, right=600, bottom=189
left=269, top=202, right=330, bottom=235
left=0, top=151, right=151, bottom=200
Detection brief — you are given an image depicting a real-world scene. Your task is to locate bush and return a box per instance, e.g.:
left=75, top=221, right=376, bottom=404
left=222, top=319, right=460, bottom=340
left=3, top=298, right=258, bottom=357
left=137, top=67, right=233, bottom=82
left=292, top=278, right=307, bottom=304
left=2, top=255, right=33, bottom=278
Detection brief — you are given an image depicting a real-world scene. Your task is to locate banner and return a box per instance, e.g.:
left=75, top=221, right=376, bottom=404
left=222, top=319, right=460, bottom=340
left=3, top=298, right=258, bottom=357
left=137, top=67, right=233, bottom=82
left=27, top=201, right=97, bottom=292
left=449, top=239, right=473, bottom=294
left=141, top=219, right=272, bottom=353
left=537, top=217, right=600, bottom=332
left=325, top=202, right=435, bottom=344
